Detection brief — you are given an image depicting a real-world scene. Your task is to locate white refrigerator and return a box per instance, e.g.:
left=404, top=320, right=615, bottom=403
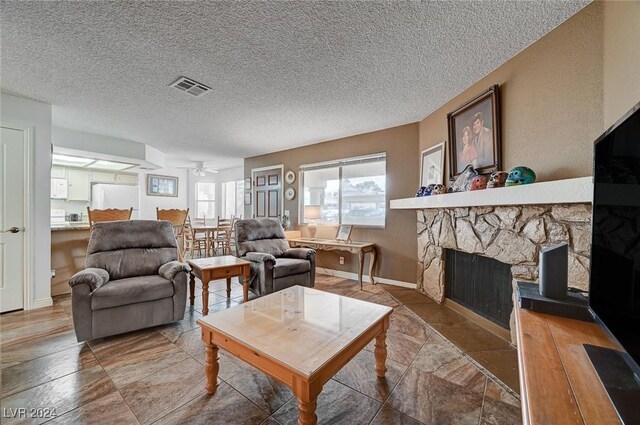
left=91, top=184, right=140, bottom=219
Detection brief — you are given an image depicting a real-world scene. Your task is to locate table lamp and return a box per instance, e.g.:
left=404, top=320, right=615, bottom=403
left=304, top=205, right=321, bottom=239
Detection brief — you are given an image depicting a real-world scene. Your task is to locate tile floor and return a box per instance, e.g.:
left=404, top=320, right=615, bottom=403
left=0, top=275, right=521, bottom=424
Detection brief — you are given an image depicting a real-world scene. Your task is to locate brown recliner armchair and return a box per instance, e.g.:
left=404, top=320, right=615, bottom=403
left=235, top=218, right=316, bottom=296
left=68, top=220, right=189, bottom=342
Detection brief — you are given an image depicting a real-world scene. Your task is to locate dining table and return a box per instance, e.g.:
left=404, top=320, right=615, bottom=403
left=189, top=223, right=232, bottom=256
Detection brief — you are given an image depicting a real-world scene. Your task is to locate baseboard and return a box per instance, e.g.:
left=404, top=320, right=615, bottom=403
left=316, top=267, right=416, bottom=289
left=31, top=297, right=53, bottom=310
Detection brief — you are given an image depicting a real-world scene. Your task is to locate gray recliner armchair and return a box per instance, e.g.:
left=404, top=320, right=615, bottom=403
left=235, top=218, right=316, bottom=296
left=68, top=220, right=189, bottom=342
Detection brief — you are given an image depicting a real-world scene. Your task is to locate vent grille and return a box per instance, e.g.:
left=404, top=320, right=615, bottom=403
left=170, top=77, right=211, bottom=97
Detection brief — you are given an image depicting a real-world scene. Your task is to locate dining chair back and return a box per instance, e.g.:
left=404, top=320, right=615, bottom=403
left=87, top=207, right=133, bottom=230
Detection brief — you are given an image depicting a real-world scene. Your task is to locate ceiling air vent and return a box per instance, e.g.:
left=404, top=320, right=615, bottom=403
left=170, top=77, right=211, bottom=98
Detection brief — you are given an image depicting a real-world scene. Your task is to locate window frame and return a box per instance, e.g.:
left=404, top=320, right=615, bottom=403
left=221, top=179, right=245, bottom=219
left=299, top=153, right=387, bottom=229
left=195, top=181, right=216, bottom=219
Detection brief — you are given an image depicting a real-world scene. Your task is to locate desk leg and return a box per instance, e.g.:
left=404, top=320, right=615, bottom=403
left=189, top=272, right=195, bottom=306
left=226, top=277, right=231, bottom=299
left=369, top=247, right=377, bottom=285
left=358, top=250, right=365, bottom=290
left=202, top=279, right=210, bottom=316
left=204, top=340, right=219, bottom=395
left=242, top=267, right=250, bottom=302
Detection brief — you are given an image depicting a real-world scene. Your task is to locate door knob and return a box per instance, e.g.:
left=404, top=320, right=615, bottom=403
left=1, top=227, right=20, bottom=234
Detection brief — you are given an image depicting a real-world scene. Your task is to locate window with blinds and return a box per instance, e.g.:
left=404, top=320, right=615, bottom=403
left=300, top=153, right=386, bottom=227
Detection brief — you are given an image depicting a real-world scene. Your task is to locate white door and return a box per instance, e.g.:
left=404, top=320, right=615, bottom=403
left=0, top=126, right=26, bottom=312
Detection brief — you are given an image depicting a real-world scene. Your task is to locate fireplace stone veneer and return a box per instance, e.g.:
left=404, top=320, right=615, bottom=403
left=417, top=203, right=592, bottom=337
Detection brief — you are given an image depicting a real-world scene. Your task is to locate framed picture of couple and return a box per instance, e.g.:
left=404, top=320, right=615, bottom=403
left=447, top=85, right=502, bottom=177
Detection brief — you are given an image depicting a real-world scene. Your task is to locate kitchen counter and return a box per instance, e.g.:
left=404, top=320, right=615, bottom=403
left=51, top=222, right=91, bottom=231
left=51, top=223, right=90, bottom=296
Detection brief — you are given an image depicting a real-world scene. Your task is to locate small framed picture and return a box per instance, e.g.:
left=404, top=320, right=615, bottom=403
left=244, top=192, right=251, bottom=205
left=244, top=177, right=251, bottom=190
left=147, top=174, right=178, bottom=197
left=335, top=225, right=353, bottom=242
left=447, top=85, right=501, bottom=177
left=420, top=142, right=445, bottom=186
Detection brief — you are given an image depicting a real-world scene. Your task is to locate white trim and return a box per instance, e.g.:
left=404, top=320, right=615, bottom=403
left=32, top=297, right=53, bottom=309
left=316, top=267, right=416, bottom=289
left=1, top=122, right=35, bottom=311
left=390, top=177, right=592, bottom=209
left=251, top=164, right=284, bottom=219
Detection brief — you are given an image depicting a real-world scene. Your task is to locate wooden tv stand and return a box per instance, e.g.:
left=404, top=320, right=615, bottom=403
left=514, top=300, right=622, bottom=424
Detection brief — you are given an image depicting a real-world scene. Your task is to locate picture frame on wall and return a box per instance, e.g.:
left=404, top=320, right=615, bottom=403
left=146, top=174, right=178, bottom=197
left=244, top=192, right=251, bottom=205
left=420, top=142, right=445, bottom=186
left=447, top=85, right=501, bottom=177
left=335, top=225, right=353, bottom=242
left=244, top=177, right=251, bottom=190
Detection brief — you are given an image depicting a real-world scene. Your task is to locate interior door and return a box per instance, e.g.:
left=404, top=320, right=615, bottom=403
left=0, top=126, right=25, bottom=312
left=253, top=168, right=282, bottom=219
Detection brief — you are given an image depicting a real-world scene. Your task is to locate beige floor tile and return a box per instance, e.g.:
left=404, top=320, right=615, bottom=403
left=431, top=320, right=512, bottom=353
left=369, top=404, right=424, bottom=425
left=480, top=379, right=521, bottom=425
left=46, top=391, right=139, bottom=425
left=226, top=369, right=293, bottom=414
left=468, top=349, right=520, bottom=394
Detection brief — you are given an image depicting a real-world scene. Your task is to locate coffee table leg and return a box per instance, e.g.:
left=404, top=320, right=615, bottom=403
left=297, top=397, right=317, bottom=425
left=189, top=272, right=195, bottom=306
left=358, top=250, right=365, bottom=290
left=374, top=330, right=388, bottom=378
left=202, top=279, right=210, bottom=316
left=204, top=341, right=219, bottom=395
left=242, top=268, right=250, bottom=302
left=226, top=277, right=231, bottom=299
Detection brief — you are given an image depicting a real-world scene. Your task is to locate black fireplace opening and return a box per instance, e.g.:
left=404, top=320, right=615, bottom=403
left=445, top=249, right=513, bottom=329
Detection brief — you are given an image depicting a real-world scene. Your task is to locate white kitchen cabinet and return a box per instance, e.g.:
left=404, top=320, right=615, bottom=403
left=51, top=178, right=68, bottom=199
left=115, top=173, right=138, bottom=185
left=67, top=169, right=90, bottom=201
left=90, top=171, right=116, bottom=183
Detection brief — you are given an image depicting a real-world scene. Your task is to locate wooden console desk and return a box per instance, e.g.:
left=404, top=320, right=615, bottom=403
left=515, top=300, right=622, bottom=424
left=287, top=238, right=377, bottom=290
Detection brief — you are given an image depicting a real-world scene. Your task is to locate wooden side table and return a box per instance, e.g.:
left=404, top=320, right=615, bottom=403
left=187, top=256, right=251, bottom=315
left=288, top=238, right=377, bottom=290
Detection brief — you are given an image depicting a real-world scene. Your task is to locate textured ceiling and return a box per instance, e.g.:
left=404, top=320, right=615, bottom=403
left=0, top=1, right=588, bottom=170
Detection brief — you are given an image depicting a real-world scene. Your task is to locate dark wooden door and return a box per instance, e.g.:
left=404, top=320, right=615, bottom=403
left=253, top=168, right=281, bottom=218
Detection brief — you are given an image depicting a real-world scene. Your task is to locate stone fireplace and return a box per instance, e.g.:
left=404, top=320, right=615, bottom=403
left=416, top=203, right=592, bottom=339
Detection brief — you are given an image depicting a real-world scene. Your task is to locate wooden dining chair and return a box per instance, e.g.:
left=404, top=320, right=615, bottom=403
left=184, top=215, right=208, bottom=258
left=156, top=208, right=189, bottom=260
left=213, top=216, right=233, bottom=255
left=87, top=207, right=133, bottom=230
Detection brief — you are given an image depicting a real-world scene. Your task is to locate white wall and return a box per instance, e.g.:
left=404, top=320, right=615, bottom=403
left=138, top=168, right=189, bottom=219
left=188, top=166, right=244, bottom=219
left=1, top=93, right=52, bottom=308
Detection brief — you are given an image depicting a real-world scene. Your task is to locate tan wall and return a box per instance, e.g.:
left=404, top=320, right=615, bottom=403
left=419, top=2, right=604, bottom=181
left=603, top=1, right=640, bottom=127
left=245, top=124, right=419, bottom=284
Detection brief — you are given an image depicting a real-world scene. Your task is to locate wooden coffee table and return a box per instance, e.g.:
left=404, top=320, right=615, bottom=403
left=187, top=256, right=251, bottom=315
left=197, top=286, right=392, bottom=425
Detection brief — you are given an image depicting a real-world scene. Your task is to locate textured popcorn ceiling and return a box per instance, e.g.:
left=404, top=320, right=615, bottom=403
left=0, top=1, right=588, bottom=169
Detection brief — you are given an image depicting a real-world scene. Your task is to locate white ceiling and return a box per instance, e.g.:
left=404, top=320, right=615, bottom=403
left=0, top=1, right=588, bottom=170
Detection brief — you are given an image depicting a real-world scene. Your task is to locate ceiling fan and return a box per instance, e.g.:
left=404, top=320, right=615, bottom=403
left=178, top=161, right=218, bottom=177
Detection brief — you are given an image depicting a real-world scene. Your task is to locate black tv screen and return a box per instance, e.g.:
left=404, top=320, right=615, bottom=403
left=590, top=101, right=640, bottom=370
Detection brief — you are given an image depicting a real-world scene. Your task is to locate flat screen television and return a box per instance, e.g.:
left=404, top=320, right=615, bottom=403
left=589, top=100, right=640, bottom=422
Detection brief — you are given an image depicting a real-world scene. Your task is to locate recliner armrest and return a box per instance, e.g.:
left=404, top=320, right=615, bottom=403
left=159, top=261, right=190, bottom=281
left=245, top=252, right=276, bottom=264
left=69, top=268, right=109, bottom=291
left=281, top=248, right=316, bottom=261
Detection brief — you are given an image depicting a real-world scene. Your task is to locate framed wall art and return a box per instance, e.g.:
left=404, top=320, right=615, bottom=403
left=447, top=85, right=501, bottom=177
left=420, top=142, right=445, bottom=186
left=146, top=174, right=178, bottom=197
left=335, top=225, right=353, bottom=242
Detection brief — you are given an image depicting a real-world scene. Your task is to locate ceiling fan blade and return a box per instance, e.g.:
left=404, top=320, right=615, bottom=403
left=203, top=168, right=218, bottom=174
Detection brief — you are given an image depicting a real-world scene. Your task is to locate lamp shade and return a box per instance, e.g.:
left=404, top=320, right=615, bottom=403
left=304, top=205, right=322, bottom=220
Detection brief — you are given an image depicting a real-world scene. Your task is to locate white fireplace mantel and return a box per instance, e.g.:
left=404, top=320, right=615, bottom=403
left=390, top=177, right=592, bottom=210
